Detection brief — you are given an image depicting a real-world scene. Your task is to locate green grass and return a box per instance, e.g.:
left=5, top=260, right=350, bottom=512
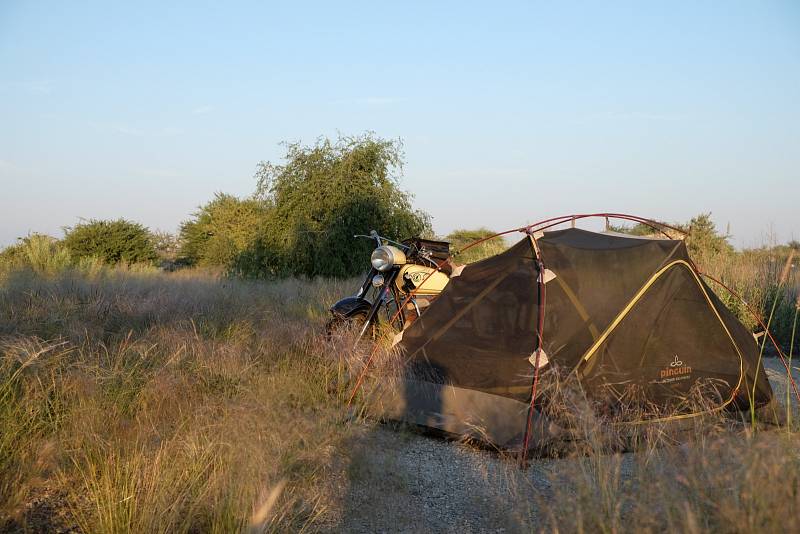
left=694, top=246, right=799, bottom=353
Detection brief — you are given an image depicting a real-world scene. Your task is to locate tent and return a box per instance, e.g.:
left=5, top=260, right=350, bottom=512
left=372, top=228, right=777, bottom=450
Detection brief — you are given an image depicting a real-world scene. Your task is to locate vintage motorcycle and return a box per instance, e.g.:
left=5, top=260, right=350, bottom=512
left=327, top=230, right=452, bottom=339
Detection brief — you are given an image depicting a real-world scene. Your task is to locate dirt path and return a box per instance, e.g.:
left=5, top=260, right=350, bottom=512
left=326, top=358, right=800, bottom=533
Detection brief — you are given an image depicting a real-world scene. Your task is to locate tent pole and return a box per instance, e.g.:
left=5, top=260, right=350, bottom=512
left=346, top=227, right=525, bottom=409
left=347, top=213, right=684, bottom=417
left=526, top=213, right=684, bottom=240
left=520, top=233, right=546, bottom=468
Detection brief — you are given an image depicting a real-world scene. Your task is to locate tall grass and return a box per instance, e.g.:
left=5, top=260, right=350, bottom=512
left=0, top=268, right=356, bottom=532
left=1, top=238, right=798, bottom=532
left=789, top=299, right=799, bottom=430
left=694, top=246, right=799, bottom=353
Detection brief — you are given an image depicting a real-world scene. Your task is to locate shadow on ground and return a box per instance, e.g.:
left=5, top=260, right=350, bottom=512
left=324, top=358, right=800, bottom=533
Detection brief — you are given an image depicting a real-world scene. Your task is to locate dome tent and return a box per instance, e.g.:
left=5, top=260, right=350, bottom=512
left=368, top=226, right=781, bottom=453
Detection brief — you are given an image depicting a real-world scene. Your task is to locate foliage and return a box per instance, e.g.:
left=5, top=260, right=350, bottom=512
left=238, top=133, right=431, bottom=278
left=63, top=219, right=158, bottom=265
left=696, top=246, right=799, bottom=353
left=179, top=193, right=268, bottom=267
left=446, top=228, right=507, bottom=264
left=608, top=213, right=733, bottom=256
left=685, top=212, right=733, bottom=257
left=606, top=221, right=657, bottom=236
left=0, top=234, right=72, bottom=276
left=151, top=231, right=181, bottom=262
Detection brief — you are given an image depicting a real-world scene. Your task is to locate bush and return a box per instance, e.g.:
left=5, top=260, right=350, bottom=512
left=607, top=213, right=733, bottom=257
left=179, top=194, right=268, bottom=267
left=606, top=221, right=659, bottom=236
left=446, top=228, right=507, bottom=264
left=63, top=219, right=158, bottom=265
left=236, top=133, right=430, bottom=278
left=686, top=213, right=733, bottom=257
left=0, top=234, right=72, bottom=276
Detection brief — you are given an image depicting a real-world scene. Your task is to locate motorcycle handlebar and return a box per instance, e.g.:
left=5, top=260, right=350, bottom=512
left=353, top=231, right=410, bottom=251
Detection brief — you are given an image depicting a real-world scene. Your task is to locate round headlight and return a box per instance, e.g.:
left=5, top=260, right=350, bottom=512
left=371, top=246, right=394, bottom=272
left=371, top=274, right=385, bottom=287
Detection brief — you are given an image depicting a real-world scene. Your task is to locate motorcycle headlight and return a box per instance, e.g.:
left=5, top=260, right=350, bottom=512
left=371, top=247, right=393, bottom=272
left=370, top=245, right=406, bottom=272
left=371, top=274, right=385, bottom=287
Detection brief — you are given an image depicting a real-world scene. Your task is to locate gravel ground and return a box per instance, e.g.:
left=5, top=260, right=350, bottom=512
left=326, top=357, right=800, bottom=533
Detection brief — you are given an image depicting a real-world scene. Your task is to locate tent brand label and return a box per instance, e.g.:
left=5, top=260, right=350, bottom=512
left=654, top=355, right=692, bottom=384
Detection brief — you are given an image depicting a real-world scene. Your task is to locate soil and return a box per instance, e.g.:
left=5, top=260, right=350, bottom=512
left=324, top=358, right=800, bottom=533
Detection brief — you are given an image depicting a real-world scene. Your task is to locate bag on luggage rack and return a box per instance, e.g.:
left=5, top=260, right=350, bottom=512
left=402, top=237, right=451, bottom=264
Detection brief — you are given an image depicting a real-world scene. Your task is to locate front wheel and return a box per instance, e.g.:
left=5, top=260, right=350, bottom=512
left=325, top=310, right=375, bottom=340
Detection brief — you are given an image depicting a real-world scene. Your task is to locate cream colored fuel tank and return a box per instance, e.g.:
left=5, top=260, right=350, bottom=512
left=395, top=264, right=450, bottom=295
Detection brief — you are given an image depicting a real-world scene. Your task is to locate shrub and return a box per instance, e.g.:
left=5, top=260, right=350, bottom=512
left=0, top=234, right=72, bottom=276
left=179, top=194, right=268, bottom=267
left=0, top=241, right=28, bottom=273
left=63, top=219, right=158, bottom=265
left=685, top=212, right=733, bottom=257
left=446, top=228, right=507, bottom=264
left=238, top=133, right=431, bottom=278
left=606, top=221, right=657, bottom=236
left=608, top=213, right=732, bottom=257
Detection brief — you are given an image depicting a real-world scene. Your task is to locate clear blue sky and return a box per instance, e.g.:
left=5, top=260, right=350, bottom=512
left=1, top=1, right=798, bottom=248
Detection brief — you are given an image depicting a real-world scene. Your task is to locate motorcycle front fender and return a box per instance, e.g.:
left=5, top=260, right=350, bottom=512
left=329, top=296, right=373, bottom=318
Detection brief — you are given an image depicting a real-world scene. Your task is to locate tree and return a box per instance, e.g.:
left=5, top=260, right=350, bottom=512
left=63, top=219, right=158, bottom=265
left=446, top=228, right=507, bottom=264
left=179, top=193, right=268, bottom=267
left=240, top=133, right=431, bottom=278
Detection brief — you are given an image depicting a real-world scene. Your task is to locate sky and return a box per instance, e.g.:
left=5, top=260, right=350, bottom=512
left=1, top=1, right=799, bottom=249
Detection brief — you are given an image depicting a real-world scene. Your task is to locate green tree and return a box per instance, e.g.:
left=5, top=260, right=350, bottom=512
left=179, top=193, right=268, bottom=267
left=446, top=228, right=507, bottom=264
left=239, top=133, right=430, bottom=278
left=63, top=219, right=158, bottom=265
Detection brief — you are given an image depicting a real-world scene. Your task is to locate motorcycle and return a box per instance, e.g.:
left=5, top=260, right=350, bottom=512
left=326, top=230, right=452, bottom=340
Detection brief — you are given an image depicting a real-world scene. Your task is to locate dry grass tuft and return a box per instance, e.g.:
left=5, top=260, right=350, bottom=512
left=0, top=268, right=357, bottom=532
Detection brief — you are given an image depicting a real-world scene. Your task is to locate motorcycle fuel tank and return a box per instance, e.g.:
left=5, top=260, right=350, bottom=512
left=395, top=264, right=450, bottom=295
